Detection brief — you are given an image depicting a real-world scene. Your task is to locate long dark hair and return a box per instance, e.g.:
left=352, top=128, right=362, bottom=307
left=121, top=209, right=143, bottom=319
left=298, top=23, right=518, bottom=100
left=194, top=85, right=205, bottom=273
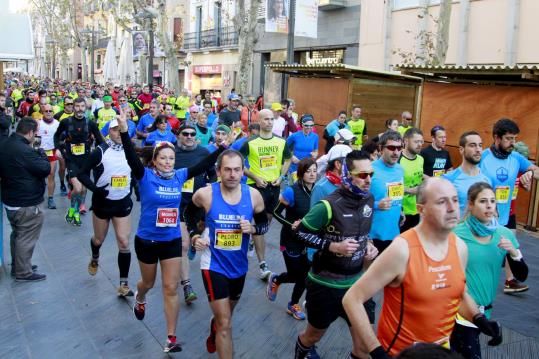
left=149, top=114, right=168, bottom=132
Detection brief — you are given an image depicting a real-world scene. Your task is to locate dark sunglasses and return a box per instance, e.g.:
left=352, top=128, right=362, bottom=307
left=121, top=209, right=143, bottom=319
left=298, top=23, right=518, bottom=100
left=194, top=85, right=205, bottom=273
left=181, top=131, right=196, bottom=137
left=43, top=110, right=53, bottom=113
left=349, top=171, right=375, bottom=179
left=303, top=124, right=314, bottom=128
left=65, top=103, right=74, bottom=106
left=384, top=145, right=403, bottom=152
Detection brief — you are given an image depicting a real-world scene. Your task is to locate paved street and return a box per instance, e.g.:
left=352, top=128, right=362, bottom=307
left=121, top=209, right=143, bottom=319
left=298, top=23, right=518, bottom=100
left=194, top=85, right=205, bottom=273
left=1, top=192, right=539, bottom=358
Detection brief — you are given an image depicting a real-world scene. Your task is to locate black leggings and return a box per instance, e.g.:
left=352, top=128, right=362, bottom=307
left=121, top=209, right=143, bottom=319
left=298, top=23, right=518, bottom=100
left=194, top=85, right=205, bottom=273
left=275, top=248, right=311, bottom=305
left=450, top=323, right=482, bottom=359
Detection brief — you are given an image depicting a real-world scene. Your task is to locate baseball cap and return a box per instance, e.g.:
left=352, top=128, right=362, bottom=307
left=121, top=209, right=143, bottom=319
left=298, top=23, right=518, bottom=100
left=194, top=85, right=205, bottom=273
left=327, top=144, right=353, bottom=162
left=229, top=94, right=240, bottom=101
left=335, top=129, right=355, bottom=142
left=109, top=119, right=119, bottom=128
left=271, top=102, right=283, bottom=111
left=178, top=122, right=196, bottom=132
left=103, top=95, right=113, bottom=102
left=216, top=124, right=231, bottom=134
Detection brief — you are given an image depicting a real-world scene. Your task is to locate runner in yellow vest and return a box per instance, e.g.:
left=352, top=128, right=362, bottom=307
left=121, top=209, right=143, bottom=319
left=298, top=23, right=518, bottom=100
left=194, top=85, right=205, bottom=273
left=97, top=96, right=118, bottom=130
left=398, top=110, right=414, bottom=136
left=348, top=106, right=368, bottom=149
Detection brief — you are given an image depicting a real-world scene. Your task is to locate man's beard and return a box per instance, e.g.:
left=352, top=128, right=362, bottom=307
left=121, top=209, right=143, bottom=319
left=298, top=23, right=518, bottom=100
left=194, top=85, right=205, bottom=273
left=464, top=153, right=480, bottom=165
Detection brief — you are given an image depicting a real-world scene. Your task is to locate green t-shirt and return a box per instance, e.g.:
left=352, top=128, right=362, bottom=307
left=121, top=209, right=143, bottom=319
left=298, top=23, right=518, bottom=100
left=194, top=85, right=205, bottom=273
left=240, top=135, right=291, bottom=184
left=399, top=153, right=424, bottom=215
left=453, top=222, right=519, bottom=318
left=97, top=108, right=117, bottom=130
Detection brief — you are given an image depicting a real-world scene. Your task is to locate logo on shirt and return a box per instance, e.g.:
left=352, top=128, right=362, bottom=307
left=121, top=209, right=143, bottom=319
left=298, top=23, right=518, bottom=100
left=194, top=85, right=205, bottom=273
left=363, top=205, right=372, bottom=218
left=433, top=158, right=447, bottom=169
left=496, top=167, right=508, bottom=182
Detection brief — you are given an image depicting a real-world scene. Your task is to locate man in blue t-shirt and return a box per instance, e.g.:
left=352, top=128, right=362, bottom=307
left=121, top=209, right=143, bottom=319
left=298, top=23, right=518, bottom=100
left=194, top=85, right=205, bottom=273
left=443, top=131, right=492, bottom=218
left=370, top=130, right=404, bottom=253
left=480, top=118, right=539, bottom=294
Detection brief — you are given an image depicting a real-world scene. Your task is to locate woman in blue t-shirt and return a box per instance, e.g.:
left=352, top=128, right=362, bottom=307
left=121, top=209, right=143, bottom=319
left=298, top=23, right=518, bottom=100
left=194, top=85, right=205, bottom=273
left=286, top=114, right=319, bottom=180
left=118, top=113, right=225, bottom=353
left=145, top=115, right=177, bottom=147
left=451, top=182, right=528, bottom=359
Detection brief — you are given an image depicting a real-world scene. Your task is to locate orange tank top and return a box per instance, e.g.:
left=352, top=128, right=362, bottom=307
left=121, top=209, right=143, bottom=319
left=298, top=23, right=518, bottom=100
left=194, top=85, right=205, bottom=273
left=377, top=229, right=466, bottom=356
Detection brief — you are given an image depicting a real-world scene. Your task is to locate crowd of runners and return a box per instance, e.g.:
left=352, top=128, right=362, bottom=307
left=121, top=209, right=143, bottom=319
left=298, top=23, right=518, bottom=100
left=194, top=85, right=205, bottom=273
left=0, top=74, right=536, bottom=358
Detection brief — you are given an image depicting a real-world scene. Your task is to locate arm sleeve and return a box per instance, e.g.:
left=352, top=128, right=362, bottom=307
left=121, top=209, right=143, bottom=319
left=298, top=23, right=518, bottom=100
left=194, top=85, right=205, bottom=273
left=506, top=254, right=528, bottom=282
left=282, top=142, right=292, bottom=160
left=76, top=148, right=102, bottom=192
left=273, top=202, right=291, bottom=228
left=53, top=120, right=66, bottom=151
left=120, top=131, right=145, bottom=179
left=184, top=200, right=206, bottom=237
left=296, top=202, right=332, bottom=250
left=186, top=145, right=223, bottom=179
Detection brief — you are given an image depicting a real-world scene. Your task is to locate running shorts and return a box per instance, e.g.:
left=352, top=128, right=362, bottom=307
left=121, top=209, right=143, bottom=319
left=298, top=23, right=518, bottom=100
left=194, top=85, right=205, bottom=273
left=249, top=184, right=280, bottom=215
left=134, top=236, right=182, bottom=264
left=91, top=195, right=133, bottom=220
left=201, top=269, right=246, bottom=302
left=45, top=149, right=57, bottom=162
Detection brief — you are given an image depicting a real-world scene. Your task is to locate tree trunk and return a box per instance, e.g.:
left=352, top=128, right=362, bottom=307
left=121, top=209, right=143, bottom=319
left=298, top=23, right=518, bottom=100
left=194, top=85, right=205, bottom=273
left=236, top=0, right=262, bottom=95
left=435, top=0, right=452, bottom=65
left=139, top=54, right=147, bottom=84
left=416, top=0, right=428, bottom=65
left=155, top=1, right=180, bottom=92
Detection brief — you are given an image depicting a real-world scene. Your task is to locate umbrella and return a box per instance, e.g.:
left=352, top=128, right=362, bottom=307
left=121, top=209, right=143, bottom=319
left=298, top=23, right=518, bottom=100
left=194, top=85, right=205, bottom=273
left=117, top=33, right=135, bottom=86
left=102, top=38, right=118, bottom=84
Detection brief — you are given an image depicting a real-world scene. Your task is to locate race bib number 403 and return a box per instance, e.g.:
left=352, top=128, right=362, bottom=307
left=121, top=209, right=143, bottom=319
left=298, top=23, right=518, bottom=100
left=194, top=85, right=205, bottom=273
left=156, top=208, right=179, bottom=227
left=214, top=229, right=243, bottom=251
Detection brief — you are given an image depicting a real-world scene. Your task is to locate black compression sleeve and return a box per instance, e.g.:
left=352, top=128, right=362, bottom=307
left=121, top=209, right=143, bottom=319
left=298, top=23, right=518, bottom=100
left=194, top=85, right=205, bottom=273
left=120, top=131, right=145, bottom=180
left=272, top=202, right=291, bottom=228
left=506, top=254, right=528, bottom=282
left=296, top=223, right=330, bottom=251
left=184, top=201, right=205, bottom=237
left=253, top=209, right=269, bottom=235
left=186, top=145, right=224, bottom=179
left=76, top=148, right=102, bottom=192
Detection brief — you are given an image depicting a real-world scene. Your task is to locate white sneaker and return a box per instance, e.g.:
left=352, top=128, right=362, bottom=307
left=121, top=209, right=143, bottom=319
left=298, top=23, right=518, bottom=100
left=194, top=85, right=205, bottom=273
left=259, top=262, right=271, bottom=280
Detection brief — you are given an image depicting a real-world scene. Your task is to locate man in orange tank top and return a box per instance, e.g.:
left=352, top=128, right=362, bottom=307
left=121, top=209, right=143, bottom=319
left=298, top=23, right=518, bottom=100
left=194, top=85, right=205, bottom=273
left=343, top=177, right=502, bottom=358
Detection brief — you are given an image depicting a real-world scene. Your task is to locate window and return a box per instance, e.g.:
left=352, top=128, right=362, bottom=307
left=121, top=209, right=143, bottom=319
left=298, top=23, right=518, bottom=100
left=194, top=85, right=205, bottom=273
left=393, top=0, right=441, bottom=11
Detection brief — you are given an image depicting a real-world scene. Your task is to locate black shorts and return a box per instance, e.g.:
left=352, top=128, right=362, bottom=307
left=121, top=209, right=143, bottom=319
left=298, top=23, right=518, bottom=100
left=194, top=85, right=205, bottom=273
left=134, top=236, right=182, bottom=264
left=372, top=238, right=392, bottom=254
left=250, top=184, right=280, bottom=215
left=65, top=157, right=87, bottom=179
left=506, top=214, right=517, bottom=230
left=305, top=279, right=376, bottom=329
left=201, top=269, right=246, bottom=302
left=91, top=196, right=133, bottom=220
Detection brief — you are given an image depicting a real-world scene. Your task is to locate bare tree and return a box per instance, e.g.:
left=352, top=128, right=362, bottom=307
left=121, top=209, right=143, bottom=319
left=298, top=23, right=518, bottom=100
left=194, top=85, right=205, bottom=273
left=435, top=0, right=452, bottom=65
left=235, top=0, right=263, bottom=95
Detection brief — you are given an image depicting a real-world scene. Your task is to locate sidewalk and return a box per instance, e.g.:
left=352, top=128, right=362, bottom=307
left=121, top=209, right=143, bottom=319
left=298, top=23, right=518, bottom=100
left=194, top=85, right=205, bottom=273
left=1, top=196, right=538, bottom=358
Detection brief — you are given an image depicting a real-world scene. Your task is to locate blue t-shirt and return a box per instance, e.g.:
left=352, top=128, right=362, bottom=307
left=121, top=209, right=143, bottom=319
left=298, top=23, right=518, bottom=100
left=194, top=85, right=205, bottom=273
left=479, top=149, right=531, bottom=225
left=310, top=177, right=338, bottom=207
left=145, top=130, right=177, bottom=146
left=137, top=167, right=188, bottom=241
left=286, top=131, right=319, bottom=173
left=101, top=119, right=136, bottom=139
left=325, top=119, right=350, bottom=138
left=231, top=137, right=250, bottom=184
left=369, top=159, right=404, bottom=241
left=443, top=167, right=492, bottom=219
left=137, top=113, right=156, bottom=133
left=207, top=113, right=218, bottom=127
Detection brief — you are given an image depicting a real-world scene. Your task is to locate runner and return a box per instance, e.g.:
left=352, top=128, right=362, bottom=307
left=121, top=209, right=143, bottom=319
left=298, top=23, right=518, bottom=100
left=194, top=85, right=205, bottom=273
left=37, top=104, right=60, bottom=209
left=348, top=106, right=367, bottom=149
left=397, top=111, right=413, bottom=136
left=54, top=97, right=75, bottom=195
left=136, top=100, right=164, bottom=145
left=420, top=125, right=453, bottom=177
left=75, top=118, right=134, bottom=297
left=323, top=110, right=349, bottom=153
left=399, top=128, right=424, bottom=232
left=185, top=149, right=268, bottom=359
left=239, top=108, right=292, bottom=279
left=54, top=97, right=104, bottom=226
left=293, top=150, right=378, bottom=359
left=117, top=110, right=226, bottom=353
left=342, top=177, right=502, bottom=358
left=311, top=144, right=352, bottom=204
left=451, top=182, right=528, bottom=359
left=145, top=115, right=177, bottom=146
left=480, top=118, right=539, bottom=293
left=287, top=114, right=318, bottom=181
left=267, top=158, right=317, bottom=320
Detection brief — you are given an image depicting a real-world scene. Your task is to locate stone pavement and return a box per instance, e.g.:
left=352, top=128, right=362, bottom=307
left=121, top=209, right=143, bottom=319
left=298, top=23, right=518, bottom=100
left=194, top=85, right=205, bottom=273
left=1, top=193, right=539, bottom=358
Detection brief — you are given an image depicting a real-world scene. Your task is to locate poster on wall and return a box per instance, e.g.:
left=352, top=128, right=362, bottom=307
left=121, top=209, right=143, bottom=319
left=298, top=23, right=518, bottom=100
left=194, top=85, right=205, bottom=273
left=265, top=0, right=289, bottom=33
left=133, top=31, right=165, bottom=60
left=295, top=0, right=318, bottom=38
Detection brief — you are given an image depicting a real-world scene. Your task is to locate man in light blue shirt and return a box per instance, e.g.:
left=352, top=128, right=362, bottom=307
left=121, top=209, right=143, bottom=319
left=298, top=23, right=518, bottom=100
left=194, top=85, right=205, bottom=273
left=369, top=131, right=404, bottom=253
left=443, top=131, right=491, bottom=218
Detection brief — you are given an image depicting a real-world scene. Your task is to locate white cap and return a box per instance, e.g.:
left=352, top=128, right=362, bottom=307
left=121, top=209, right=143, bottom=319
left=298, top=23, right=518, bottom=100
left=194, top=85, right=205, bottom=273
left=109, top=119, right=119, bottom=128
left=335, top=128, right=355, bottom=142
left=327, top=144, right=352, bottom=162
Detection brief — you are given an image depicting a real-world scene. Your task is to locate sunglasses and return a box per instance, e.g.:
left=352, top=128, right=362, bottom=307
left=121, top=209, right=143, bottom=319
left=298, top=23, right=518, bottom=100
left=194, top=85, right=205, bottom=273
left=65, top=103, right=74, bottom=106
left=181, top=131, right=196, bottom=137
left=44, top=110, right=53, bottom=113
left=303, top=124, right=314, bottom=128
left=384, top=145, right=403, bottom=152
left=349, top=171, right=375, bottom=179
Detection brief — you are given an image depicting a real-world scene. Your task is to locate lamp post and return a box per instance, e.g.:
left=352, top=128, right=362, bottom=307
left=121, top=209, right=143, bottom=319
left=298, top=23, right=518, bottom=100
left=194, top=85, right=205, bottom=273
left=135, top=9, right=157, bottom=88
left=45, top=39, right=57, bottom=79
left=80, top=27, right=103, bottom=84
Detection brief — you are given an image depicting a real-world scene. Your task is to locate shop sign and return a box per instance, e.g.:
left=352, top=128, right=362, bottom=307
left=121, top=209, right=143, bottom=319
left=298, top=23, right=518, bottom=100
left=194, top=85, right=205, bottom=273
left=301, top=49, right=344, bottom=66
left=193, top=64, right=222, bottom=75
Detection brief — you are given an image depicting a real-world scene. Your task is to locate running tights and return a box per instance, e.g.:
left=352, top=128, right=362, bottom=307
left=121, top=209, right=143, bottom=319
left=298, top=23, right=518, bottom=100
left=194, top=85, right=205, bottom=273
left=450, top=323, right=482, bottom=359
left=275, top=249, right=311, bottom=305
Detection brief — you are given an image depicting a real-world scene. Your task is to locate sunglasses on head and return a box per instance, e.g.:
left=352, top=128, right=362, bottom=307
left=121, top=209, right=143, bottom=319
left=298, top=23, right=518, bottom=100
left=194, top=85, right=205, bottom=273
left=349, top=171, right=375, bottom=179
left=181, top=131, right=196, bottom=137
left=384, top=145, right=403, bottom=151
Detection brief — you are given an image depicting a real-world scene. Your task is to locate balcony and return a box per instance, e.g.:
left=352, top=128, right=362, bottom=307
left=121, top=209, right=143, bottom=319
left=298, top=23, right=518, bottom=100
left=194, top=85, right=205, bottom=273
left=182, top=26, right=238, bottom=51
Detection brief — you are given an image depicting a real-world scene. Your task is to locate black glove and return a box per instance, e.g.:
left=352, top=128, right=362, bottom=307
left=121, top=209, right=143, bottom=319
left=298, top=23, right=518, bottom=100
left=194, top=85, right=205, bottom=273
left=94, top=185, right=109, bottom=198
left=370, top=346, right=392, bottom=359
left=473, top=313, right=502, bottom=346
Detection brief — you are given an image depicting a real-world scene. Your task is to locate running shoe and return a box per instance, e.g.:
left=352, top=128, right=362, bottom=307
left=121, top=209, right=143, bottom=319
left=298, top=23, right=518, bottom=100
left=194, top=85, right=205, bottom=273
left=504, top=279, right=529, bottom=293
left=259, top=262, right=271, bottom=280
left=47, top=197, right=56, bottom=209
left=266, top=273, right=280, bottom=301
left=306, top=346, right=321, bottom=359
left=287, top=302, right=306, bottom=320
left=206, top=317, right=217, bottom=353
left=79, top=203, right=87, bottom=215
left=65, top=208, right=74, bottom=224
left=117, top=283, right=134, bottom=297
left=88, top=259, right=98, bottom=276
left=164, top=336, right=182, bottom=353
left=183, top=284, right=198, bottom=305
left=73, top=212, right=82, bottom=226
left=247, top=239, right=255, bottom=257
left=133, top=292, right=146, bottom=320
left=60, top=183, right=67, bottom=196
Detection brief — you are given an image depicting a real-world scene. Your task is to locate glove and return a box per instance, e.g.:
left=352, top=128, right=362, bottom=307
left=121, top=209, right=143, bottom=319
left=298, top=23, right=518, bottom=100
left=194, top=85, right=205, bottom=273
left=370, top=346, right=392, bottom=359
left=473, top=313, right=502, bottom=346
left=94, top=185, right=109, bottom=198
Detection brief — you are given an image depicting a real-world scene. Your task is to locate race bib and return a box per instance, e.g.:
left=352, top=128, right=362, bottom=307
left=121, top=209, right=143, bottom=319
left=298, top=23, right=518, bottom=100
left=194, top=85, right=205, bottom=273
left=496, top=186, right=510, bottom=204
left=215, top=229, right=243, bottom=251
left=143, top=103, right=150, bottom=109
left=45, top=149, right=53, bottom=157
left=111, top=175, right=128, bottom=189
left=182, top=178, right=195, bottom=193
left=387, top=182, right=404, bottom=200
left=259, top=155, right=277, bottom=170
left=512, top=186, right=519, bottom=200
left=433, top=169, right=445, bottom=177
left=291, top=171, right=298, bottom=182
left=156, top=208, right=179, bottom=227
left=71, top=143, right=85, bottom=156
